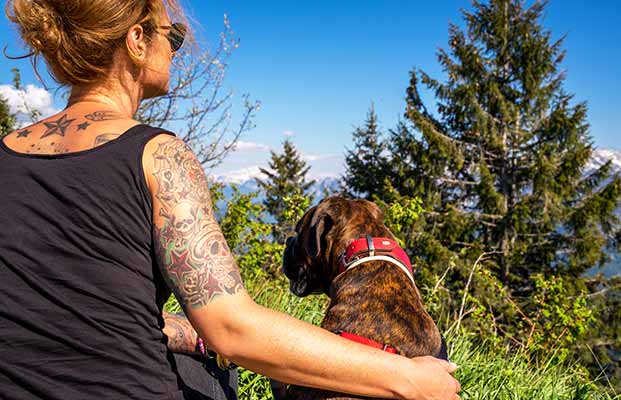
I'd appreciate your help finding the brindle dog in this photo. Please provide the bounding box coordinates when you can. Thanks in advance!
[279,196,447,400]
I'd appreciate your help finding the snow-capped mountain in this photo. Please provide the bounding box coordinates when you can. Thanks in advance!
[213,166,264,186]
[585,148,621,174]
[212,173,341,203]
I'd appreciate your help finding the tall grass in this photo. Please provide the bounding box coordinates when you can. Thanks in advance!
[239,275,620,400]
[450,333,618,400]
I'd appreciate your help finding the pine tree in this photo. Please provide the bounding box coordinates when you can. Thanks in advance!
[342,106,389,200]
[386,0,620,366]
[255,139,315,243]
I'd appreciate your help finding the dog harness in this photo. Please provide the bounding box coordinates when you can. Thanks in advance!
[338,235,415,287]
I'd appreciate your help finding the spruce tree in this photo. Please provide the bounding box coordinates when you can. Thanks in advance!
[342,106,388,200]
[256,139,315,243]
[387,0,620,363]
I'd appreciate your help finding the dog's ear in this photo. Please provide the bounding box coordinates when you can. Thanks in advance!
[307,212,334,259]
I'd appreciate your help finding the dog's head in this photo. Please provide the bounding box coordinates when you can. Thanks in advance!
[282,196,393,297]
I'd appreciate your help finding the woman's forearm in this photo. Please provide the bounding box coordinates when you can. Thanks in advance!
[162,311,199,355]
[227,302,405,398]
[188,292,459,400]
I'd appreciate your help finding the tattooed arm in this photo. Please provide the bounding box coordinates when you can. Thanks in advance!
[162,311,199,355]
[143,135,460,400]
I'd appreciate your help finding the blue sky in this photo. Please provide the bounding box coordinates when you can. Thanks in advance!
[1,1,619,179]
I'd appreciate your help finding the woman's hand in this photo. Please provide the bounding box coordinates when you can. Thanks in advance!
[162,311,199,355]
[399,356,461,400]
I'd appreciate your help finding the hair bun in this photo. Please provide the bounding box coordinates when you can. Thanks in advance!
[7,0,188,86]
[13,0,63,54]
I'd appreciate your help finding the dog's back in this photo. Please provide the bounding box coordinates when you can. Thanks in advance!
[321,260,443,359]
[280,197,447,399]
[283,261,445,400]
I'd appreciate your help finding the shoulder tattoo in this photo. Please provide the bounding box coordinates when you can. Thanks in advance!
[152,139,243,310]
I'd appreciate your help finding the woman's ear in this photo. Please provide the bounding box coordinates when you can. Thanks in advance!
[125,24,147,64]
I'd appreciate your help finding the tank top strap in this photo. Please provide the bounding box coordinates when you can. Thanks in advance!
[111,124,177,220]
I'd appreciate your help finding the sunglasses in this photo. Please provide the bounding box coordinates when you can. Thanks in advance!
[158,22,187,52]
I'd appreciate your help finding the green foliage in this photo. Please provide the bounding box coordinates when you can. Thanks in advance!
[0,95,13,138]
[528,274,595,355]
[0,70,20,138]
[255,139,315,243]
[219,185,284,281]
[11,68,22,90]
[281,192,312,228]
[376,191,423,247]
[579,276,621,392]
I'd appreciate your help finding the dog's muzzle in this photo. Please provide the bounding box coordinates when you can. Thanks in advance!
[282,235,323,296]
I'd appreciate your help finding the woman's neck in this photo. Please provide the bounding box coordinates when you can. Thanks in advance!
[67,80,142,119]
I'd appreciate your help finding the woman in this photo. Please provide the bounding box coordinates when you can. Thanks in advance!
[0,1,461,399]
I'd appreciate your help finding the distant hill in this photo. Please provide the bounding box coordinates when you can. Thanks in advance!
[212,172,341,204]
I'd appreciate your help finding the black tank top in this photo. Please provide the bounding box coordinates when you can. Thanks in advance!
[0,124,184,399]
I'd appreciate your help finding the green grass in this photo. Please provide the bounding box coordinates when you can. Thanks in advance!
[238,275,620,400]
[449,333,618,400]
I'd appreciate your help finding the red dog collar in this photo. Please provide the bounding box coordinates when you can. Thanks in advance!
[337,330,398,354]
[339,235,413,276]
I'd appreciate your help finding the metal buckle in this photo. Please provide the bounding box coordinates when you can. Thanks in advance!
[366,235,375,257]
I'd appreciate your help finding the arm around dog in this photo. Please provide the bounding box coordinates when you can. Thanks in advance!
[143,134,461,400]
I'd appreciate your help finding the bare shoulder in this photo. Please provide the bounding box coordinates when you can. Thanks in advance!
[2,113,141,155]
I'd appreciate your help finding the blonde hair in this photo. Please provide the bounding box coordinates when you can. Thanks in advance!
[6,0,187,86]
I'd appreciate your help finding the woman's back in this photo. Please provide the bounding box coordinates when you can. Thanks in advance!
[0,116,183,399]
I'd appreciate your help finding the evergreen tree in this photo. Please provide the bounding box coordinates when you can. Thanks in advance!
[342,106,388,199]
[384,0,620,376]
[256,139,315,243]
[0,95,14,138]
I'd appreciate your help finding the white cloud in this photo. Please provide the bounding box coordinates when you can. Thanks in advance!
[302,153,339,162]
[0,84,59,127]
[232,140,271,152]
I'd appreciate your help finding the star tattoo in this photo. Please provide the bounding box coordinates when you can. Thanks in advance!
[41,115,76,139]
[77,121,91,131]
[17,129,31,138]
